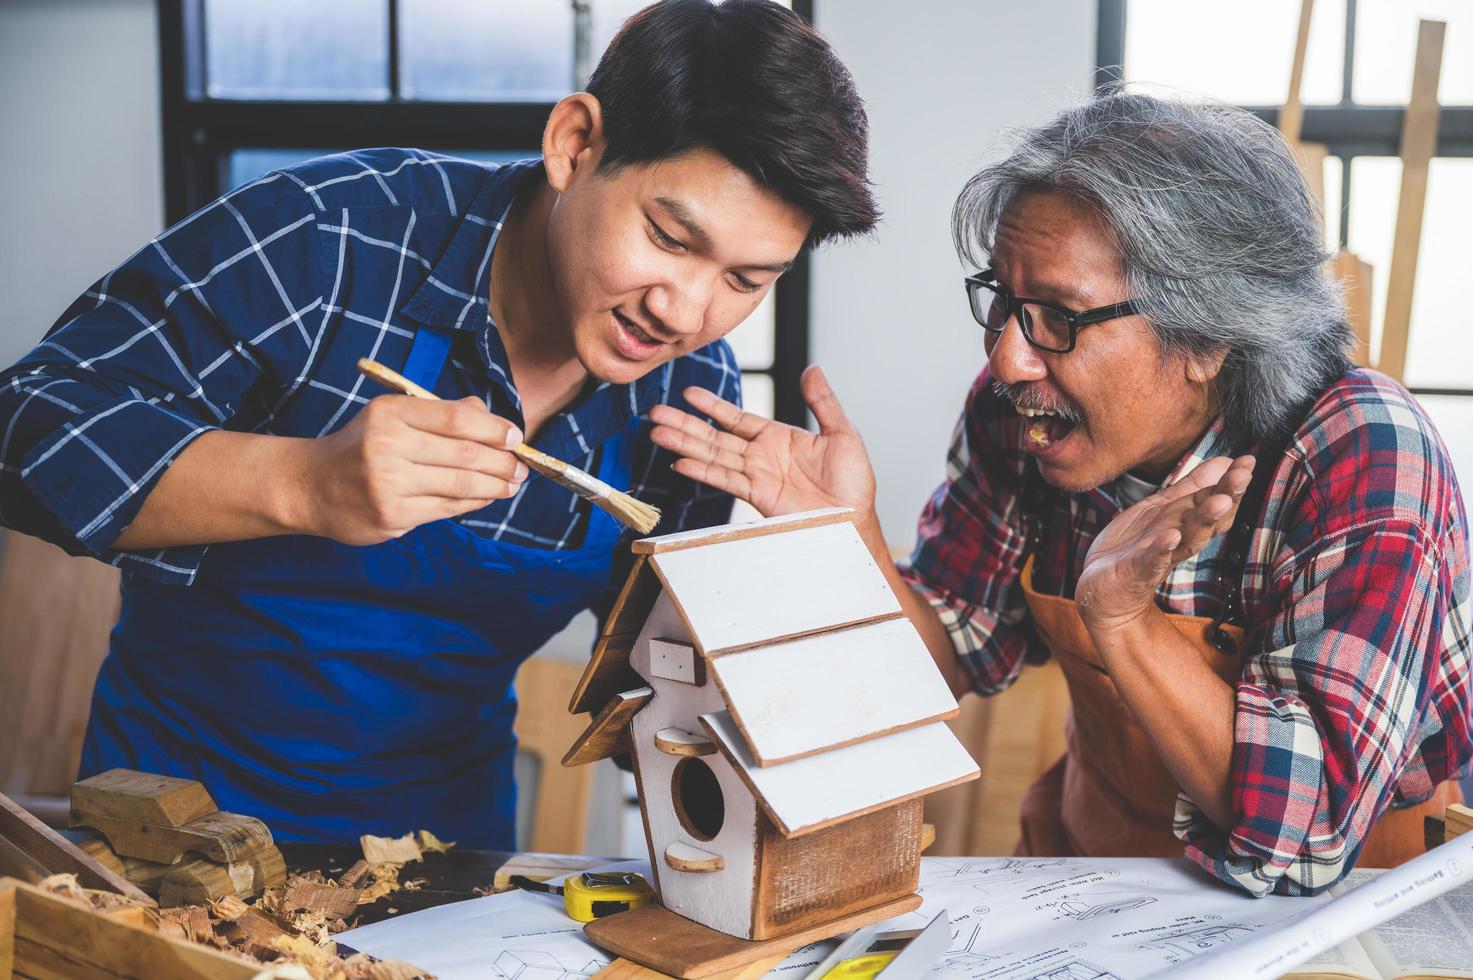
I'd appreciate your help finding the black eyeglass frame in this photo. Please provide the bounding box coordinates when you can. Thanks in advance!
[963,268,1142,353]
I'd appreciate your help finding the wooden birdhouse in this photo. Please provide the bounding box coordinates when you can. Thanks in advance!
[563,507,979,947]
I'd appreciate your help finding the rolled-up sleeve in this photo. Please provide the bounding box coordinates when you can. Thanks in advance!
[1176,517,1458,895]
[0,175,324,583]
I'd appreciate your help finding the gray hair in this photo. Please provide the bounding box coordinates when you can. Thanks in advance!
[952,87,1352,447]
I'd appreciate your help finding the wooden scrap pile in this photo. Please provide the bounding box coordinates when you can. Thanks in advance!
[70,768,288,906]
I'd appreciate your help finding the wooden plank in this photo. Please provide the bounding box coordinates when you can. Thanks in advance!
[1331,250,1374,367]
[708,618,959,767]
[631,508,854,555]
[0,880,14,978]
[7,878,258,978]
[650,521,901,656]
[517,657,600,854]
[570,559,659,714]
[0,792,151,904]
[700,713,978,838]
[595,953,787,980]
[583,894,922,979]
[1378,18,1445,383]
[71,770,216,830]
[1277,0,1315,145]
[0,531,120,802]
[562,687,653,768]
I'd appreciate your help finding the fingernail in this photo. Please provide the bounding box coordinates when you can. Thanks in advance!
[505,427,523,447]
[515,462,528,482]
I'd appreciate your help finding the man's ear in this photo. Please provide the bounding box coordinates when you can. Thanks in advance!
[543,93,605,194]
[1185,347,1227,386]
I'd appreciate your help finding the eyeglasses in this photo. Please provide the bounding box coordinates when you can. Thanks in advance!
[962,269,1141,353]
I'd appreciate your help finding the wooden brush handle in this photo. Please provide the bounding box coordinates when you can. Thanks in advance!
[355,358,564,478]
[356,358,438,401]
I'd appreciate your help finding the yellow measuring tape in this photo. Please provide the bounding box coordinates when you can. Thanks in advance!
[509,871,655,923]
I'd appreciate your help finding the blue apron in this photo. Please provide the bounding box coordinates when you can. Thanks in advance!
[80,327,629,848]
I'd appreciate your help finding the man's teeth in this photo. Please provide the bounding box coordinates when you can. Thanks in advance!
[1017,406,1058,418]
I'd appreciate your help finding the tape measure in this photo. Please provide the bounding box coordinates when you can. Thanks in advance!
[508,871,655,922]
[823,952,898,979]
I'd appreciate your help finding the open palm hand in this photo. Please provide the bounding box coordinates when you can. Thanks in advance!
[648,365,877,519]
[1076,454,1257,633]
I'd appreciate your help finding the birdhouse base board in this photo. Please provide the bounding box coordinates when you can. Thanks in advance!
[582,893,922,978]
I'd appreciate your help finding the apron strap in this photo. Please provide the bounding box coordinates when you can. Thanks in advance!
[401,327,455,393]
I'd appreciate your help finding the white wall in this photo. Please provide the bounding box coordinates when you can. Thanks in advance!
[812,0,1097,547]
[0,0,164,369]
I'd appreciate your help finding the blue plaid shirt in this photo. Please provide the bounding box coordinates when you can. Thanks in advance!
[0,149,738,586]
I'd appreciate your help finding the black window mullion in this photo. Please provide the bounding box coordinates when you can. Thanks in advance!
[388,0,401,101]
[1342,0,1357,106]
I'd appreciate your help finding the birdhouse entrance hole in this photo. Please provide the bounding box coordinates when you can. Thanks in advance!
[672,757,724,841]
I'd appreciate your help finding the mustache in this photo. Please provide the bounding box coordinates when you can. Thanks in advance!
[992,380,1083,423]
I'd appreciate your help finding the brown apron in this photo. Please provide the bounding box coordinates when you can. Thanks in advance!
[1014,555,1459,868]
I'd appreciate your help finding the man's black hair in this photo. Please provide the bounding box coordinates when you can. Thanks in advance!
[586,0,878,246]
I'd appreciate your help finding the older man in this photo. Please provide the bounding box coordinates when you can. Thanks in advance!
[648,90,1472,896]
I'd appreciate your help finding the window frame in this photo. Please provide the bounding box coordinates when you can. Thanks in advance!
[1097,0,1473,399]
[156,0,813,425]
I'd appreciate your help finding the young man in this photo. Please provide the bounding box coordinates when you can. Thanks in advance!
[0,0,876,847]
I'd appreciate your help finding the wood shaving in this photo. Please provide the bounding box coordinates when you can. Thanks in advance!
[359,833,422,865]
[414,830,454,854]
[356,863,404,905]
[36,871,151,915]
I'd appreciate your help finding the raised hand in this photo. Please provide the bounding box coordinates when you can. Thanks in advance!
[1075,454,1256,633]
[648,364,877,519]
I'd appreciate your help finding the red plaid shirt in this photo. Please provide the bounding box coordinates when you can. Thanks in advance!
[900,366,1473,896]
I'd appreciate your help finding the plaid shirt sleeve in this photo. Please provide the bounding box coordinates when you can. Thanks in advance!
[898,369,1040,694]
[1175,382,1473,896]
[0,175,323,582]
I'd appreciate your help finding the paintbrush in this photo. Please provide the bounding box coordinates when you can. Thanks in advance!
[356,357,662,535]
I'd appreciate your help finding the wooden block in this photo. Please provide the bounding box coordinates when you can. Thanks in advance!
[75,835,125,877]
[583,894,923,979]
[664,843,724,874]
[700,712,979,837]
[648,640,703,686]
[491,853,620,893]
[921,822,936,853]
[1445,803,1473,840]
[563,687,653,768]
[708,617,959,766]
[156,847,283,908]
[654,729,716,758]
[0,790,153,905]
[70,769,217,830]
[1,877,259,978]
[1379,18,1445,383]
[79,810,273,865]
[649,521,901,656]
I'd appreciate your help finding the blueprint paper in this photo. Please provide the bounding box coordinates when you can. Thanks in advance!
[339,855,1333,979]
